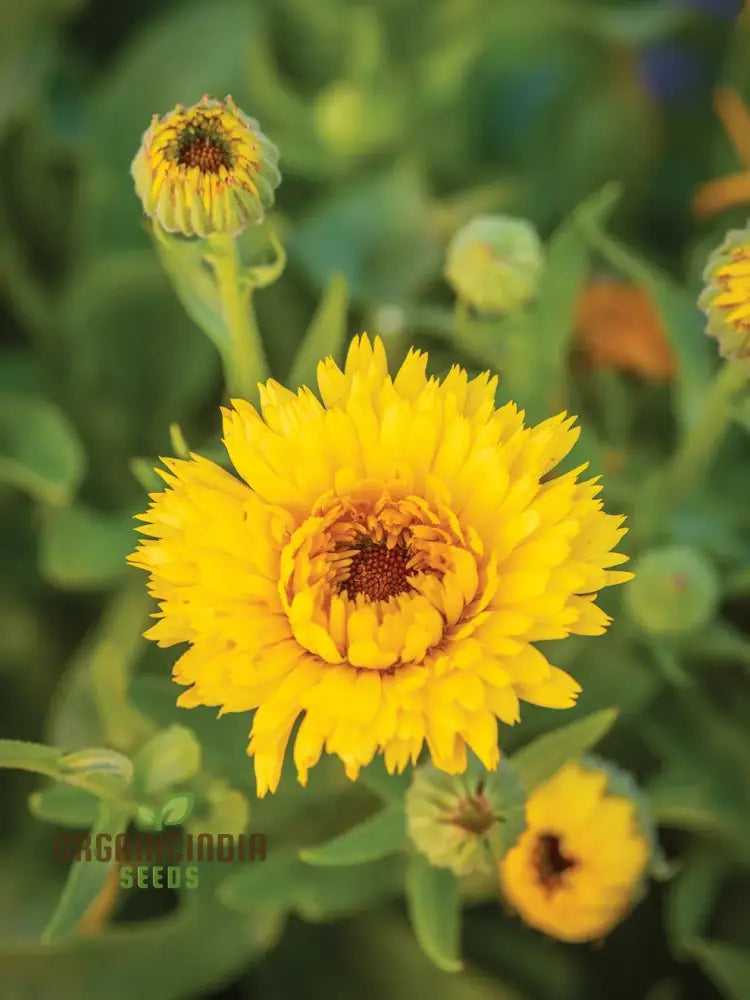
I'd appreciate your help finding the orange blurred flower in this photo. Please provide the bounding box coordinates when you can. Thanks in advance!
[574,278,675,381]
[693,87,750,219]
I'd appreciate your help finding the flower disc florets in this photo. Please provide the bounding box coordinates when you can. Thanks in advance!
[131,95,281,238]
[130,336,633,796]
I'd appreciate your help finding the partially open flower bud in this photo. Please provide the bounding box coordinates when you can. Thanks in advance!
[444,215,543,314]
[131,96,281,239]
[699,222,750,360]
[625,545,720,636]
[405,759,525,876]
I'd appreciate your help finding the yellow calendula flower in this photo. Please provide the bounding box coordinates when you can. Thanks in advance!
[131,95,280,238]
[499,760,650,942]
[699,223,750,359]
[129,336,632,797]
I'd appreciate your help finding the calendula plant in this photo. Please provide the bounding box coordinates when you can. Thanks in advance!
[3,5,750,1000]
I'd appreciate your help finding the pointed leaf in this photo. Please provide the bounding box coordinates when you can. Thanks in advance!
[300,802,407,866]
[406,854,463,973]
[42,800,132,942]
[288,271,348,389]
[511,708,618,794]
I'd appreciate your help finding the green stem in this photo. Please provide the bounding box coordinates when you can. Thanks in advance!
[632,359,749,544]
[665,359,749,495]
[212,237,269,400]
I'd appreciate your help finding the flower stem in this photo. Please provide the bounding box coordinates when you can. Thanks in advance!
[212,236,269,400]
[665,358,749,495]
[632,359,748,544]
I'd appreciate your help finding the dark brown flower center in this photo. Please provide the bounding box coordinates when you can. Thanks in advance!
[535,832,577,889]
[342,540,413,602]
[448,792,496,836]
[176,126,232,173]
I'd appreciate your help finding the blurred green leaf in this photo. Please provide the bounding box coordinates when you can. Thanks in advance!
[59,747,133,788]
[42,800,132,942]
[358,756,414,802]
[300,801,407,866]
[406,854,463,973]
[291,162,438,303]
[1,881,280,1000]
[0,738,61,776]
[28,784,100,829]
[502,184,618,422]
[288,272,348,389]
[48,582,154,753]
[692,939,750,1000]
[0,391,85,505]
[38,504,135,590]
[134,725,201,796]
[219,852,401,921]
[511,707,618,793]
[666,846,726,955]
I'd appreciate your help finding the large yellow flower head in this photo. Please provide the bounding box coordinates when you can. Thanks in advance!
[129,336,632,797]
[131,95,280,239]
[499,759,650,942]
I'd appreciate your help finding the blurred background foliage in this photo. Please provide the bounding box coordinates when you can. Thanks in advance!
[2,0,750,998]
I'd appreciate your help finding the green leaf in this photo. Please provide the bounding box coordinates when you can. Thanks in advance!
[38,504,135,590]
[59,748,134,786]
[666,847,726,955]
[502,185,618,424]
[49,581,154,753]
[300,802,407,866]
[0,738,61,776]
[405,854,463,973]
[290,162,438,303]
[160,792,195,827]
[0,391,85,504]
[42,800,132,942]
[288,272,348,389]
[219,853,402,921]
[511,707,618,794]
[691,939,750,1000]
[134,725,202,795]
[29,784,100,829]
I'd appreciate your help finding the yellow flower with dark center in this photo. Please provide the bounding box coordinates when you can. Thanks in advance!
[699,223,750,359]
[129,336,633,797]
[499,760,650,942]
[131,96,280,238]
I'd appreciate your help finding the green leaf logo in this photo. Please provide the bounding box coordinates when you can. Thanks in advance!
[160,792,194,827]
[135,803,158,829]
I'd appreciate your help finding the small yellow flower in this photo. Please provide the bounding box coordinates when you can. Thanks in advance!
[574,278,675,381]
[131,95,280,238]
[129,336,632,797]
[499,760,650,942]
[699,223,750,359]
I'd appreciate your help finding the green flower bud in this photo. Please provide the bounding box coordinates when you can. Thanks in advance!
[134,725,202,795]
[625,545,720,636]
[131,96,281,239]
[698,222,750,360]
[444,215,543,314]
[405,758,525,876]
